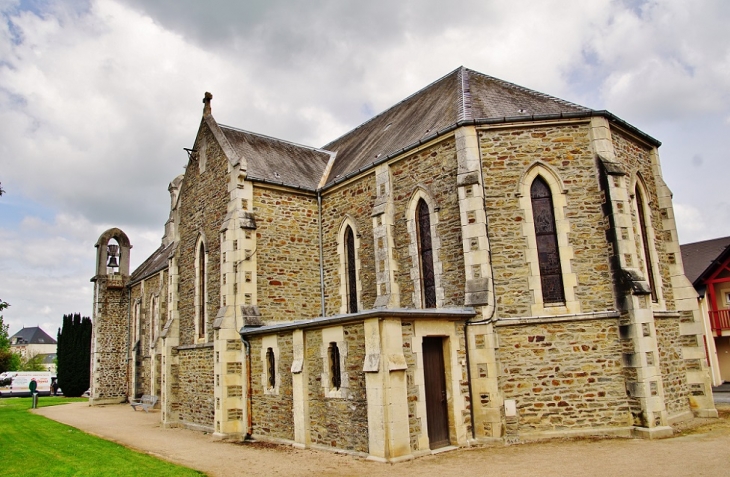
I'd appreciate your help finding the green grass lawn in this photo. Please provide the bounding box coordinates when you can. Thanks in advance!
[0,397,204,476]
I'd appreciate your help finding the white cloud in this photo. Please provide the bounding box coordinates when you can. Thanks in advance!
[0,208,162,335]
[673,203,709,243]
[1,0,730,332]
[588,0,730,122]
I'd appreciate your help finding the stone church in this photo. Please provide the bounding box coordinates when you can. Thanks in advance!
[90,67,716,461]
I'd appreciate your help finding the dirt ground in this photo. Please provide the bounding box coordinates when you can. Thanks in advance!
[34,402,730,477]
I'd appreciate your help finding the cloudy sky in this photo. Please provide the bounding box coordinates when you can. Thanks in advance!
[1,0,728,336]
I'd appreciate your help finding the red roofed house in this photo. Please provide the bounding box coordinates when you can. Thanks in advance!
[681,236,730,385]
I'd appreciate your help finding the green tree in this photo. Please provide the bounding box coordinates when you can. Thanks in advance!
[0,299,14,373]
[0,350,14,374]
[0,299,9,349]
[56,313,92,397]
[18,353,47,371]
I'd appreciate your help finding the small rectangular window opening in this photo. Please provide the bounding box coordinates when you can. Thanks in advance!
[329,342,341,390]
[266,347,276,389]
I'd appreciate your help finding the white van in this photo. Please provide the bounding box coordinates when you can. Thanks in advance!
[0,371,54,397]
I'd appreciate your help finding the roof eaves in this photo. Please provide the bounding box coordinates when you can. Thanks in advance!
[596,110,661,147]
[322,110,660,190]
[240,307,477,337]
[246,175,318,193]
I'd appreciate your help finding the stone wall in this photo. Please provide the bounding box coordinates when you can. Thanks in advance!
[654,315,691,417]
[306,325,369,452]
[454,322,471,437]
[250,334,295,440]
[128,273,167,399]
[496,317,632,434]
[321,174,377,315]
[618,312,645,424]
[177,345,215,428]
[177,122,230,345]
[390,139,465,307]
[91,277,129,400]
[401,321,422,451]
[253,186,322,322]
[479,124,614,317]
[129,282,143,397]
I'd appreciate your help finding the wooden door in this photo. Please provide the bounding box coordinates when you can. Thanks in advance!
[422,337,450,449]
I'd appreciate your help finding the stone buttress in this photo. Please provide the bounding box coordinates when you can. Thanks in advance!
[590,116,715,436]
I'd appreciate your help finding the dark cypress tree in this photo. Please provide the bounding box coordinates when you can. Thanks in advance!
[57,313,92,397]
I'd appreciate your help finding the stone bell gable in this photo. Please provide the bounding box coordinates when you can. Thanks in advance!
[90,228,132,405]
[91,67,716,461]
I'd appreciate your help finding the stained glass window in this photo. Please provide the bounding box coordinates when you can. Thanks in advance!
[417,199,436,308]
[197,241,206,338]
[345,226,357,313]
[531,177,565,303]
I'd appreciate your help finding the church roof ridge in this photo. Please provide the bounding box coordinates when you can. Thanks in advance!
[320,66,596,187]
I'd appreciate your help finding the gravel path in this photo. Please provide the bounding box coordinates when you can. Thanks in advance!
[34,402,730,477]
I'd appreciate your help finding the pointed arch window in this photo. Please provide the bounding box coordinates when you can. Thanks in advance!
[417,198,436,308]
[150,295,160,346]
[132,301,141,349]
[635,186,657,302]
[196,240,207,340]
[530,177,565,304]
[344,226,358,313]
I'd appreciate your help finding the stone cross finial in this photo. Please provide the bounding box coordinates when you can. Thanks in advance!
[203,92,213,116]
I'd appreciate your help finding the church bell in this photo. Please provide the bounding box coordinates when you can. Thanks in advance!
[107,244,120,269]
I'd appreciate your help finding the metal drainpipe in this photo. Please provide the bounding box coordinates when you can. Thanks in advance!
[318,189,325,317]
[464,315,495,440]
[242,336,253,438]
[125,285,132,402]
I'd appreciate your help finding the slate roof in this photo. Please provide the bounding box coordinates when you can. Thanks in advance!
[321,67,594,187]
[130,242,175,284]
[220,125,332,191]
[9,326,57,345]
[680,236,730,286]
[129,66,660,281]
